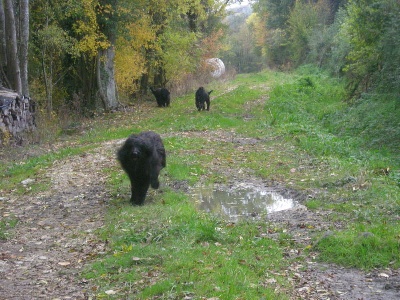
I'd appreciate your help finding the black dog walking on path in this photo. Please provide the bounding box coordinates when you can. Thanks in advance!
[150,87,171,107]
[117,131,166,205]
[195,87,213,111]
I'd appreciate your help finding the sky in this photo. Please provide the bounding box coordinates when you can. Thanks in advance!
[228,0,251,9]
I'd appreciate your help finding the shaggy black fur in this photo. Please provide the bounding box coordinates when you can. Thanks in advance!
[117,131,166,205]
[150,87,171,107]
[195,87,213,111]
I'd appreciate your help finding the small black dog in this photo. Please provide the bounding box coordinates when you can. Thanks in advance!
[117,131,166,205]
[195,87,213,111]
[150,87,170,107]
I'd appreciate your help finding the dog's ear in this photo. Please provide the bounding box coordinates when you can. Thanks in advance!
[157,148,166,167]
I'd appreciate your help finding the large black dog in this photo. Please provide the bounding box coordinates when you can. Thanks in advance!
[117,131,166,205]
[150,87,171,107]
[195,87,213,111]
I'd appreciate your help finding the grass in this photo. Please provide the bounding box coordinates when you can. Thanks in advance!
[1,65,400,297]
[85,192,289,299]
[0,215,18,240]
[314,221,400,269]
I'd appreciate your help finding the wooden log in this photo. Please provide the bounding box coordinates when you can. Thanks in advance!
[0,88,36,146]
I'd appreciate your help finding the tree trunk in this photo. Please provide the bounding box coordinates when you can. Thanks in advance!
[96,46,119,111]
[153,65,167,87]
[96,0,119,111]
[4,0,21,93]
[0,0,6,73]
[19,0,29,96]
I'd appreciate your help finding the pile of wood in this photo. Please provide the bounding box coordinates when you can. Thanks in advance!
[0,87,36,146]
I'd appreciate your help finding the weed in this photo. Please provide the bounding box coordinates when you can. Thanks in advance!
[314,222,400,269]
[0,215,18,240]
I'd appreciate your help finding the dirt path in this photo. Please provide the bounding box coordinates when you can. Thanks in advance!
[0,140,120,299]
[1,134,399,299]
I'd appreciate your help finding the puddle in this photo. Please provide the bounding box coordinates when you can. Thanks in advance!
[191,183,297,221]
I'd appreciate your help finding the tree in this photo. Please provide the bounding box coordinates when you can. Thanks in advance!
[340,0,396,96]
[253,0,295,29]
[36,24,73,114]
[52,0,119,112]
[114,0,228,97]
[114,14,154,96]
[20,0,29,96]
[221,11,263,73]
[96,0,119,110]
[378,1,400,99]
[287,0,319,66]
[0,0,6,84]
[0,0,29,94]
[3,0,21,93]
[252,0,296,67]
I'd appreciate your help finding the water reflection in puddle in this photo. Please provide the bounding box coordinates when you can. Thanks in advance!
[192,183,296,221]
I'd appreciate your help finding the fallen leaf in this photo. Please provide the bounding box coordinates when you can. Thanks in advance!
[58,261,71,266]
[105,290,117,295]
[298,286,310,293]
[21,178,35,185]
[265,278,277,284]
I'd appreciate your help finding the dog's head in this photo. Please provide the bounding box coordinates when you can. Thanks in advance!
[128,136,152,161]
[124,132,166,189]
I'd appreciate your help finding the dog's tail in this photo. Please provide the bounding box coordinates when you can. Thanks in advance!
[208,90,213,95]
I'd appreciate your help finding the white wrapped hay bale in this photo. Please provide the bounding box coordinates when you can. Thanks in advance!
[205,58,226,78]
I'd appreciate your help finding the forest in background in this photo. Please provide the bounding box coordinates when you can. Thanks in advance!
[225,0,400,99]
[0,0,399,146]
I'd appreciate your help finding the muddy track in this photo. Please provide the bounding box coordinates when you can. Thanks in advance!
[1,133,399,299]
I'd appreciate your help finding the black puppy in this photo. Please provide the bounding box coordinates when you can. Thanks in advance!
[195,87,213,111]
[117,131,166,205]
[150,87,171,107]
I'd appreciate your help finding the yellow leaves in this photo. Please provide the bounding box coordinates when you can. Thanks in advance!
[97,3,113,16]
[248,13,267,48]
[75,24,110,55]
[113,0,226,94]
[126,17,157,50]
[72,0,110,56]
[115,18,157,94]
[113,243,133,256]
